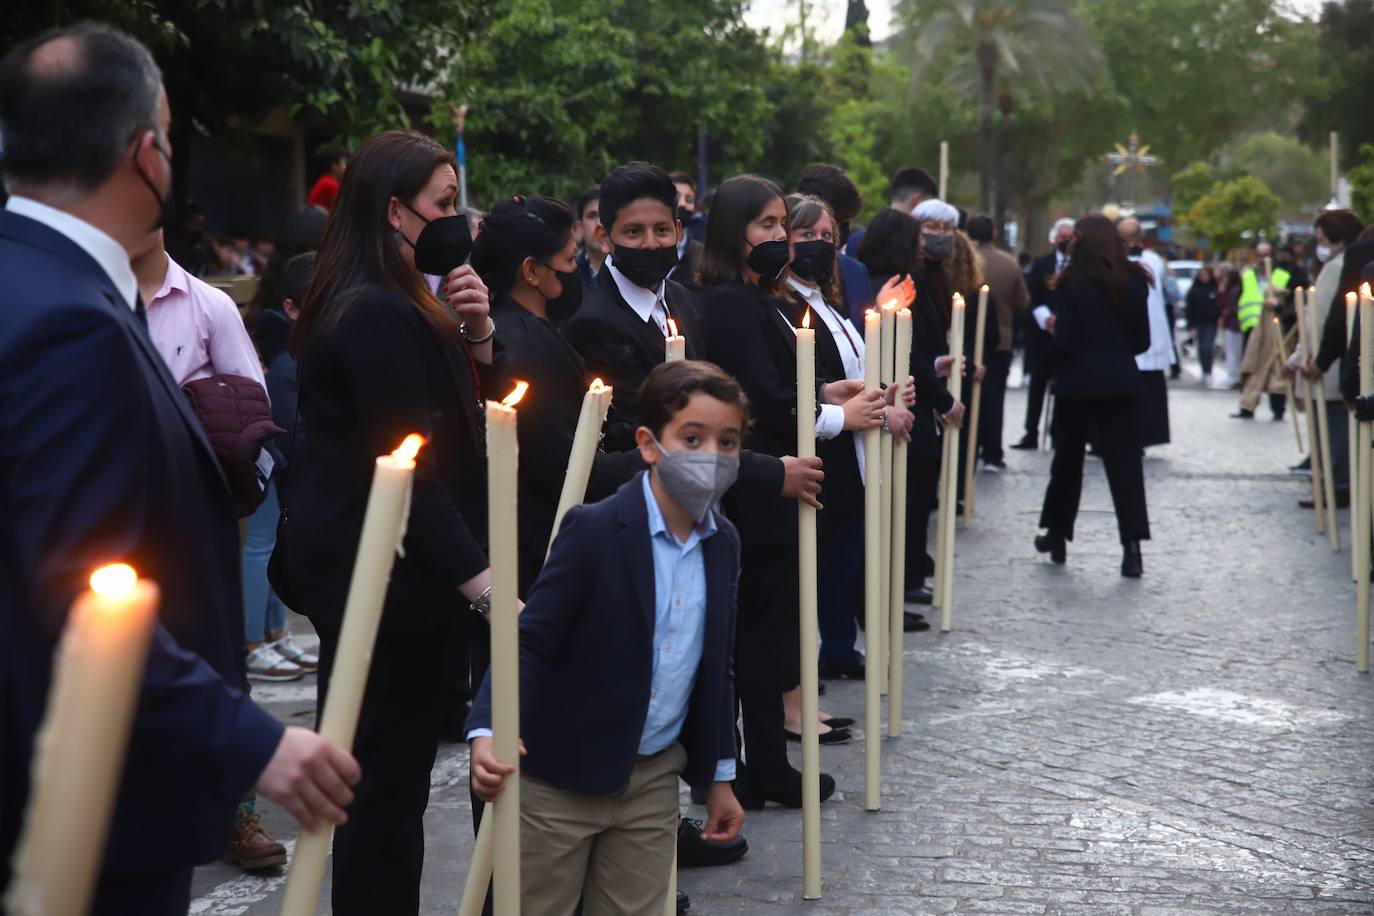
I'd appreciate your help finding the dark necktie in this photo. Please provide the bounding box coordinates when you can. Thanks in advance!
[134,295,148,328]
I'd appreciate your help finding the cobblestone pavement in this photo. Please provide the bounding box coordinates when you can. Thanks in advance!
[191,370,1374,915]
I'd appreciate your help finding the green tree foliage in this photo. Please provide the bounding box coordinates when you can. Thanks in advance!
[1183,175,1280,253]
[1227,132,1328,215]
[1346,144,1374,225]
[1299,0,1374,163]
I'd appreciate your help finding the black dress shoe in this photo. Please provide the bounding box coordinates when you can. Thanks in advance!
[1121,541,1143,578]
[677,889,690,913]
[904,586,933,605]
[822,716,855,729]
[785,725,852,745]
[1301,489,1350,509]
[1010,433,1038,450]
[1230,409,1254,419]
[677,817,748,868]
[818,656,865,679]
[735,766,836,810]
[1034,532,1067,564]
[904,611,931,632]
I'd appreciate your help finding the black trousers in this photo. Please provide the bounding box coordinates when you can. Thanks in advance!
[905,408,942,588]
[91,868,193,916]
[317,619,457,916]
[979,350,1013,465]
[735,545,798,776]
[1039,395,1150,545]
[1024,330,1054,436]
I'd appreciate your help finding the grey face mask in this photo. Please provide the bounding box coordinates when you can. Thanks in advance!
[922,234,953,260]
[651,438,740,523]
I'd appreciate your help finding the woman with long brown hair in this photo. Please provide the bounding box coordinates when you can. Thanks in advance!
[275,129,495,915]
[1033,213,1152,578]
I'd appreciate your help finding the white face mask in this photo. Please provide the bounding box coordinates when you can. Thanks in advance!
[1316,244,1335,263]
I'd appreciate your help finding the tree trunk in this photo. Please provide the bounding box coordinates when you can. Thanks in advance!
[979,69,994,212]
[994,109,1010,248]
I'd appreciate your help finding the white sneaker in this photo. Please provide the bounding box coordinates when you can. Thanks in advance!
[246,644,305,682]
[272,636,319,671]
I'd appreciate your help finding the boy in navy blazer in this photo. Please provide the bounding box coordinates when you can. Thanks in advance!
[468,360,746,914]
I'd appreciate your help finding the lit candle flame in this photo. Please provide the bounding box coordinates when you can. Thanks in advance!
[1363,282,1373,301]
[501,380,530,407]
[801,309,811,330]
[981,283,990,293]
[90,563,137,599]
[589,377,607,393]
[391,434,426,466]
[1347,292,1358,305]
[667,318,680,338]
[953,292,966,310]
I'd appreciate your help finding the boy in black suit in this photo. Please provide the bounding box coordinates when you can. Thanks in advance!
[468,360,747,915]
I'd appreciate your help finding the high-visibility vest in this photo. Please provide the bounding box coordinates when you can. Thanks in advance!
[1237,267,1289,332]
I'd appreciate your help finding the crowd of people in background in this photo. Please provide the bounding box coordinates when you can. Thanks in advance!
[4,19,1370,916]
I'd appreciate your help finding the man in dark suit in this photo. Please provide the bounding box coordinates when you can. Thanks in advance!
[468,361,746,913]
[0,24,357,914]
[1012,217,1074,449]
[565,161,823,506]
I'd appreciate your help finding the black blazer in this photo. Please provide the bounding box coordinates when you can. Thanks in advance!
[280,284,489,637]
[0,211,281,880]
[489,295,643,593]
[868,270,956,417]
[1047,272,1152,399]
[780,291,864,517]
[468,475,739,794]
[1316,237,1374,372]
[564,267,786,503]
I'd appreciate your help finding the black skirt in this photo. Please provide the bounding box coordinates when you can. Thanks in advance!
[1137,369,1171,447]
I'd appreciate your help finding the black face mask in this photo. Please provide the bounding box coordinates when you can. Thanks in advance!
[746,238,791,281]
[790,239,835,283]
[613,244,679,290]
[402,202,473,276]
[676,206,694,225]
[1055,239,1071,255]
[546,269,584,322]
[136,141,174,231]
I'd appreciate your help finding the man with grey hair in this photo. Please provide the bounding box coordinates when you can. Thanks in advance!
[1118,217,1174,445]
[0,23,358,914]
[1012,217,1076,449]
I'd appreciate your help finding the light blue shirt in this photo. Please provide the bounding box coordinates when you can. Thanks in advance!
[638,473,733,782]
[468,475,735,783]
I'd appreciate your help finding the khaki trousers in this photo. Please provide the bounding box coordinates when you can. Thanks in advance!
[519,743,687,916]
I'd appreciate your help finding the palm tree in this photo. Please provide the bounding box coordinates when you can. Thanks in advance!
[910,0,1099,214]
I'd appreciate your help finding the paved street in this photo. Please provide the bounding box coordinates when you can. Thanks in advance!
[190,366,1374,915]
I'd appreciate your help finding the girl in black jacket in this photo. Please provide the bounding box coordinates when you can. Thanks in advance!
[1033,214,1152,578]
[1184,266,1220,383]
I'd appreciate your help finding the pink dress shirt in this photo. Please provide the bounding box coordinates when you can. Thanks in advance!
[145,254,266,392]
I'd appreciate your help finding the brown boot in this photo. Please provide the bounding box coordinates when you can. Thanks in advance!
[225,813,287,870]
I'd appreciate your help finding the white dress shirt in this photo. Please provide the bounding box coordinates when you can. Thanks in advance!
[787,277,870,481]
[6,195,137,309]
[606,255,670,336]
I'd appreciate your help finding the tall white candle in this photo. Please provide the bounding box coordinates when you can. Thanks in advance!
[1358,287,1373,673]
[281,434,426,915]
[940,294,966,633]
[862,309,882,811]
[878,305,895,696]
[548,378,613,558]
[1294,289,1332,541]
[1350,293,1360,582]
[963,285,989,527]
[665,318,686,363]
[5,564,158,916]
[487,381,526,916]
[794,310,821,898]
[939,141,950,201]
[887,308,912,737]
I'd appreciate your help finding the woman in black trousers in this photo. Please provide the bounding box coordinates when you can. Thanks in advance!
[277,130,496,915]
[1033,214,1153,578]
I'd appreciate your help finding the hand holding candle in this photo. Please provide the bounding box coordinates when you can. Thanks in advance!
[5,564,158,916]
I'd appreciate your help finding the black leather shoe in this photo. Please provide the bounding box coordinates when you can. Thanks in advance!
[677,890,690,913]
[1010,433,1038,450]
[904,586,933,605]
[904,611,931,632]
[1034,532,1067,564]
[1230,409,1254,419]
[677,817,748,868]
[785,725,852,745]
[822,716,855,729]
[1121,541,1143,578]
[735,766,836,810]
[818,656,865,679]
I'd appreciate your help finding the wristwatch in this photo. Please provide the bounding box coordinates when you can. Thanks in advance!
[470,586,493,619]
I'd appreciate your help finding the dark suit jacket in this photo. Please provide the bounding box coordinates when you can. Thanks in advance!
[868,270,956,417]
[1317,237,1374,373]
[0,210,282,881]
[1025,252,1061,363]
[564,267,785,502]
[839,252,874,329]
[489,295,643,593]
[468,475,739,794]
[1047,272,1152,399]
[279,284,489,637]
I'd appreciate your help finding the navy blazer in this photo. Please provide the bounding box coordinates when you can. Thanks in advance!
[0,210,282,881]
[469,474,740,795]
